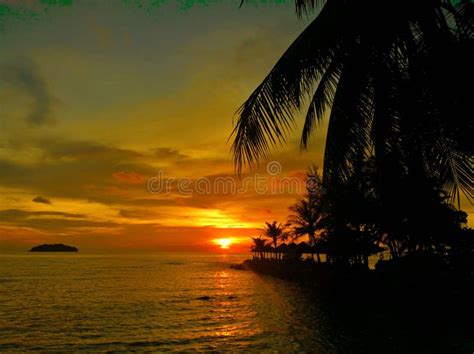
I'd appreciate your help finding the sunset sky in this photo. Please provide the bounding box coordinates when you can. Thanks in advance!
[0,0,471,252]
[0,0,323,252]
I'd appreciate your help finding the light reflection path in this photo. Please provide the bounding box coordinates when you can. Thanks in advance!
[0,253,337,352]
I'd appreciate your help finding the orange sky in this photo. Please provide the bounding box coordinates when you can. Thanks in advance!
[0,1,471,253]
[0,1,326,252]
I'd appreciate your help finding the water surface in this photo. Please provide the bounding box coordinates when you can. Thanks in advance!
[1,253,341,352]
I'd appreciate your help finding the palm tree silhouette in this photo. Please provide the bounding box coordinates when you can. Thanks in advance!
[289,199,319,245]
[262,221,287,258]
[250,236,267,259]
[289,200,324,262]
[232,0,472,206]
[288,167,326,262]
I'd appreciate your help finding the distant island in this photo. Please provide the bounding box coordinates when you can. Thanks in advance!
[29,244,78,252]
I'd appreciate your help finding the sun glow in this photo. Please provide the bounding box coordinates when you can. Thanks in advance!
[213,238,233,249]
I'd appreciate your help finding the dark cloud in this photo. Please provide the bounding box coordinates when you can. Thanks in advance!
[42,140,144,161]
[0,137,158,203]
[0,209,119,231]
[0,159,26,181]
[118,208,164,220]
[127,198,177,207]
[0,209,86,220]
[152,147,188,160]
[18,218,120,231]
[32,196,51,205]
[0,57,55,125]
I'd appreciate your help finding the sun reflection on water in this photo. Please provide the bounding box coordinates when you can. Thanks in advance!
[0,253,333,352]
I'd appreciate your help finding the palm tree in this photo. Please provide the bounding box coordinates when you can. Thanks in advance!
[250,236,267,260]
[288,167,326,262]
[262,221,286,258]
[232,0,472,207]
[289,199,323,262]
[322,155,382,266]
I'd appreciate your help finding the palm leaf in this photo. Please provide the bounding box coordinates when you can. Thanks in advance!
[300,55,343,149]
[231,0,349,173]
[322,48,374,185]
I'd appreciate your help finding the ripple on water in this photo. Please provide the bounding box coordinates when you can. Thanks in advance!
[0,253,338,352]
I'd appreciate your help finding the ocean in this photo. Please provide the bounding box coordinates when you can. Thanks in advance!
[1,253,471,353]
[1,253,341,352]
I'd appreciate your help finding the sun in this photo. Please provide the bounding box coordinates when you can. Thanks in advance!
[213,238,233,249]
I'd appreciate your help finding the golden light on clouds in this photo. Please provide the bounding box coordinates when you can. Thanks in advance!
[0,1,470,253]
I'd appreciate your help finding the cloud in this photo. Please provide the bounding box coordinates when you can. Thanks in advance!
[42,140,144,161]
[8,218,120,232]
[0,137,159,204]
[113,171,145,184]
[32,196,51,205]
[0,208,119,231]
[118,208,163,219]
[18,218,120,231]
[0,209,86,220]
[152,147,188,160]
[0,57,55,126]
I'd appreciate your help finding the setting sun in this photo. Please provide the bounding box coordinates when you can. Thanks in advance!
[213,238,233,249]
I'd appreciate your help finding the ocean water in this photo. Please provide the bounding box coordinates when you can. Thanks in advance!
[0,253,342,352]
[1,253,471,353]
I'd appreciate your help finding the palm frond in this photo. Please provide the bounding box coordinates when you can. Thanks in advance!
[232,0,348,173]
[301,56,343,150]
[322,50,374,185]
[431,139,474,207]
[294,0,326,18]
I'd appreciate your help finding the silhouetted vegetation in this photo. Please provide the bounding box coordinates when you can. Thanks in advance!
[262,221,287,258]
[234,0,473,274]
[29,244,78,252]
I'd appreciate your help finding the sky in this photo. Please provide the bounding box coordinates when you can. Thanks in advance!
[0,0,328,252]
[0,0,471,253]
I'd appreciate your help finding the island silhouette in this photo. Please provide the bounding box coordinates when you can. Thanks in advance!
[29,244,78,252]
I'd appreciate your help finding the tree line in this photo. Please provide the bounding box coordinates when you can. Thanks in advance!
[235,0,473,269]
[252,163,471,268]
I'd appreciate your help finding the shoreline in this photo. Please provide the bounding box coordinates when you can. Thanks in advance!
[231,256,474,297]
[230,257,474,353]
